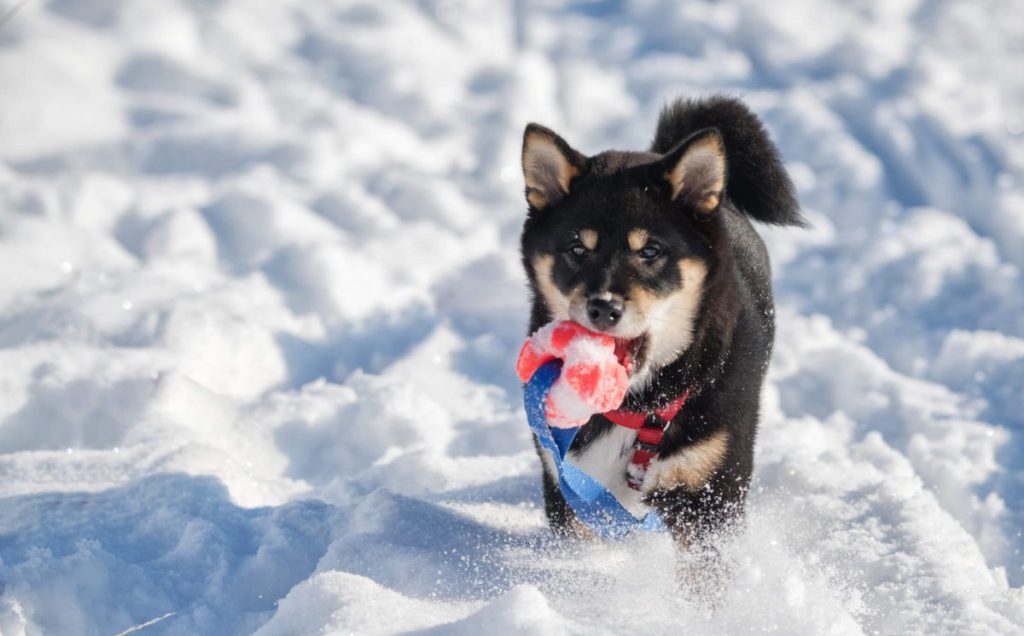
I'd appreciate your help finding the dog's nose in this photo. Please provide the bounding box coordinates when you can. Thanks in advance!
[586,297,623,330]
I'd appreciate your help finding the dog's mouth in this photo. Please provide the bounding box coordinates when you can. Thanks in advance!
[613,334,647,375]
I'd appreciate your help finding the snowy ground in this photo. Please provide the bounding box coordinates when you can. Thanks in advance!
[1,0,1023,634]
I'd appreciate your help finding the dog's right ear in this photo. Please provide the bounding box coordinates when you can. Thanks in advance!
[522,124,587,210]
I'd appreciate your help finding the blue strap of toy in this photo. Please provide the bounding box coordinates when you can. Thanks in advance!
[524,360,665,539]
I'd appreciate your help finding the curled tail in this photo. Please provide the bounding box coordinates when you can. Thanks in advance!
[651,96,805,227]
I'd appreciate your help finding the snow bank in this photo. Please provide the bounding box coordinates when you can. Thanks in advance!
[1,0,1022,634]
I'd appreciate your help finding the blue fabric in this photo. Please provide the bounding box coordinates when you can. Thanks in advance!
[524,360,666,539]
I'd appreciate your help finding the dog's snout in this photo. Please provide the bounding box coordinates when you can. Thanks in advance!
[586,297,623,330]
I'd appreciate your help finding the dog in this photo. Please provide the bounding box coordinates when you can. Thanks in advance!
[519,96,803,588]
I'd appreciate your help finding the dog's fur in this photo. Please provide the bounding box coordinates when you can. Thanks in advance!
[519,96,803,583]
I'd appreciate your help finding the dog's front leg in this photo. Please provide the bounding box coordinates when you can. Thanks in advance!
[646,483,741,606]
[534,437,595,539]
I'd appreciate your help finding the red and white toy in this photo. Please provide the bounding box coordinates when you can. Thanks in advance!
[516,321,630,428]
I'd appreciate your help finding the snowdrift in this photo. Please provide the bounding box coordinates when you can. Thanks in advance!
[1,1,1022,634]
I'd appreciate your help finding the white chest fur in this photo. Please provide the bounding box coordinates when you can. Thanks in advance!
[566,426,648,517]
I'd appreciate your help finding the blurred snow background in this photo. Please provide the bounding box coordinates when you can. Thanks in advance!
[1,0,1023,634]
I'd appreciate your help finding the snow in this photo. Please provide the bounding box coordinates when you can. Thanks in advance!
[1,0,1023,634]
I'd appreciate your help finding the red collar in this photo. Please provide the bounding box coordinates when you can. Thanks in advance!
[602,392,688,430]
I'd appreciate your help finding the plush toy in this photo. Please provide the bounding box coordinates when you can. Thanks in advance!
[516,321,630,428]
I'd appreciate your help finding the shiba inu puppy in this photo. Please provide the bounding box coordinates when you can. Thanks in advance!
[519,96,803,587]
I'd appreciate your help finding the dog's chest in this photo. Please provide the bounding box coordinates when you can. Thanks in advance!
[565,426,648,517]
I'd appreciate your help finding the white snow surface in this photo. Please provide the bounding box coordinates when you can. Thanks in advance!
[1,1,1023,634]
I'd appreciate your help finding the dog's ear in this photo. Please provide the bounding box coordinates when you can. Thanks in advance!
[522,123,587,210]
[658,128,727,215]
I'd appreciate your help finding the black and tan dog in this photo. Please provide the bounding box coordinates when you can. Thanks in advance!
[519,96,803,585]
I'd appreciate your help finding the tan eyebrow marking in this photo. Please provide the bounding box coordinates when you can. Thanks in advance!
[628,229,649,252]
[579,228,598,251]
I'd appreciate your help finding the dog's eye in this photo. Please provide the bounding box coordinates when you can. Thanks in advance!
[567,242,588,258]
[639,243,662,260]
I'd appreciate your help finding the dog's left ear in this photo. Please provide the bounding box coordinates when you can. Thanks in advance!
[658,128,727,215]
[522,123,587,210]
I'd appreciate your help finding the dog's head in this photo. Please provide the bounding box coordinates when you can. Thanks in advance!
[520,123,726,389]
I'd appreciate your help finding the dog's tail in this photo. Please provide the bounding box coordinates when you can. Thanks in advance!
[651,96,805,227]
